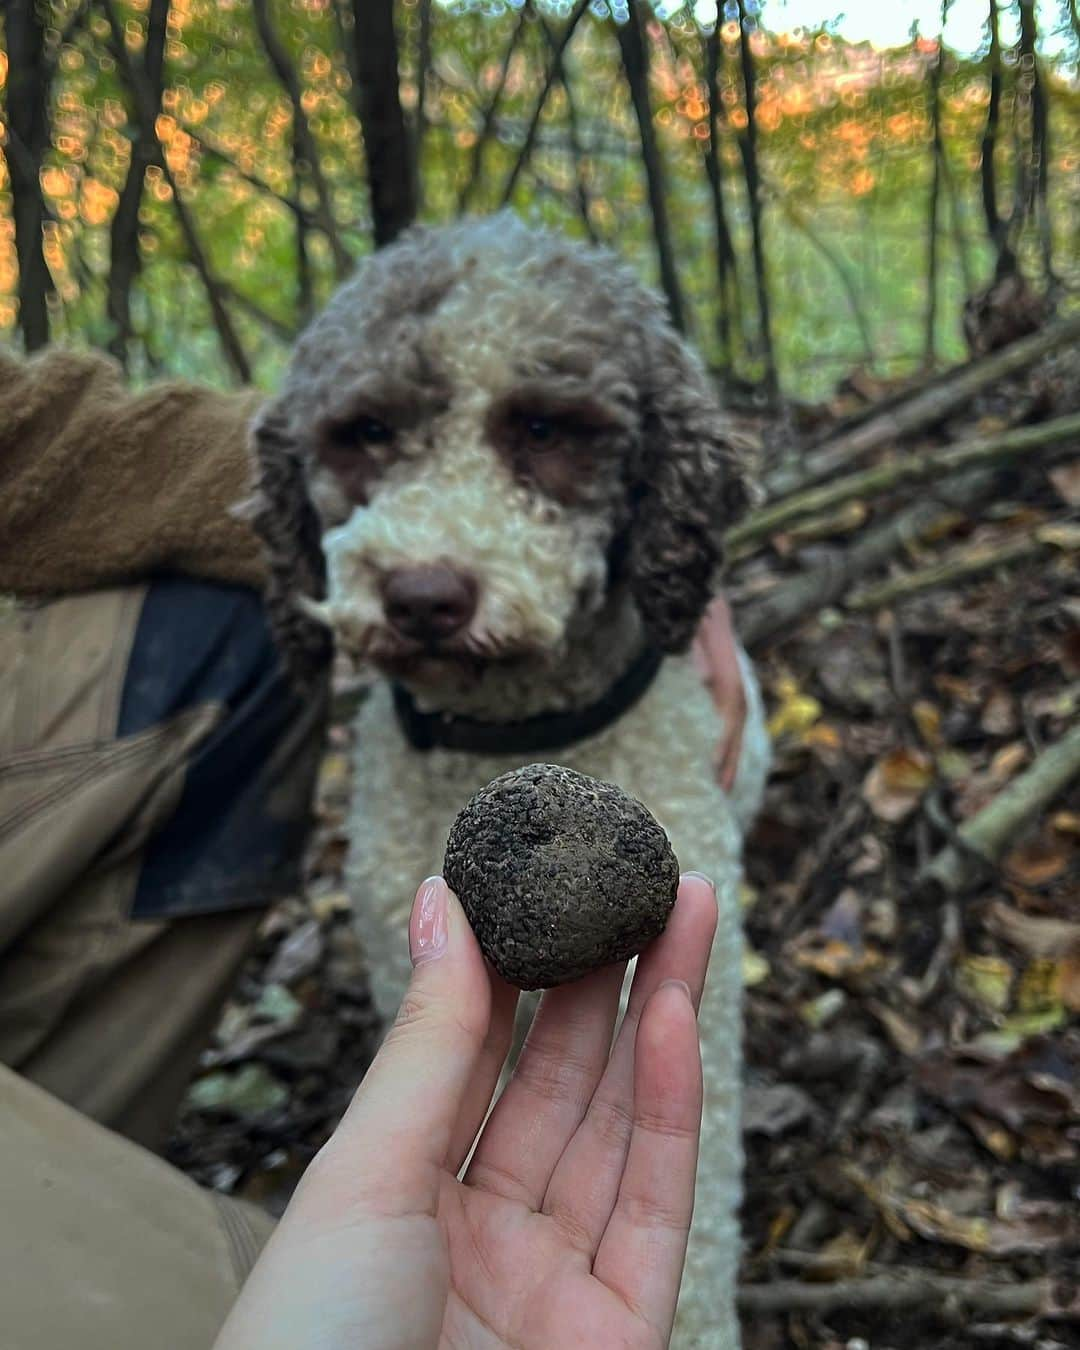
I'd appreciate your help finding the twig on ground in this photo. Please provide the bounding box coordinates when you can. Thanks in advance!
[767,313,1080,495]
[728,411,1080,551]
[918,722,1080,896]
[738,1272,1049,1317]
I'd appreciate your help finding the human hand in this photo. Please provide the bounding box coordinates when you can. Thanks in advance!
[213,873,717,1350]
[692,593,748,793]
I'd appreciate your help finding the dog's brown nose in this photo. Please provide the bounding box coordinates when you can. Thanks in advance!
[382,566,478,643]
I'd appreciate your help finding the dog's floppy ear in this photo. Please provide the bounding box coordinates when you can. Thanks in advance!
[628,331,752,653]
[248,401,333,687]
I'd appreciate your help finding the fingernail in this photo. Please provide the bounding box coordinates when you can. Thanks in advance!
[681,870,716,893]
[410,877,448,966]
[659,978,693,1006]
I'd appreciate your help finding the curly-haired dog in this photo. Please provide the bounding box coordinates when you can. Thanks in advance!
[252,215,769,1349]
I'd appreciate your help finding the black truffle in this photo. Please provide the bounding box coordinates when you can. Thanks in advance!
[443,763,679,990]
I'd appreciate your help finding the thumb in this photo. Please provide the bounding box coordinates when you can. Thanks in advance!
[330,877,493,1210]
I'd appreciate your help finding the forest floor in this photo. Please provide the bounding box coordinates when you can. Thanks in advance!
[167,320,1080,1350]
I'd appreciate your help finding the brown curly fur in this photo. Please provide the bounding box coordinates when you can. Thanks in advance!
[250,214,752,682]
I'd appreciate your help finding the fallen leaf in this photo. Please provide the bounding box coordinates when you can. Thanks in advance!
[863,747,934,822]
[912,699,943,748]
[1015,959,1066,1015]
[981,687,1018,736]
[917,1036,1080,1134]
[767,674,823,739]
[1003,828,1074,887]
[743,947,770,987]
[185,1064,290,1118]
[899,1195,1077,1255]
[794,938,885,980]
[1048,461,1080,506]
[804,1228,871,1281]
[742,1083,817,1137]
[264,919,324,987]
[955,954,1013,1013]
[986,900,1080,959]
[799,988,847,1027]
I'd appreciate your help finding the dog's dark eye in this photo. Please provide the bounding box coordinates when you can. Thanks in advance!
[522,416,557,447]
[329,414,394,448]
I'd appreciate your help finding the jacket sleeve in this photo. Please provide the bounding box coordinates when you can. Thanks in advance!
[0,347,268,597]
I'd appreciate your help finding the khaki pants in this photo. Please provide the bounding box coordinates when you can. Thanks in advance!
[0,582,328,1349]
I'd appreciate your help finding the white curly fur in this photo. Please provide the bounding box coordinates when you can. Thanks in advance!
[256,216,771,1349]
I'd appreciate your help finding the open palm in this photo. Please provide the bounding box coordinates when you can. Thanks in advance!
[215,875,717,1350]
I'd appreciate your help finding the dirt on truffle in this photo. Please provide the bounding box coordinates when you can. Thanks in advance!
[443,763,680,990]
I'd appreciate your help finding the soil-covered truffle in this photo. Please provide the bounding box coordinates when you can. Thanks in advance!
[443,763,679,990]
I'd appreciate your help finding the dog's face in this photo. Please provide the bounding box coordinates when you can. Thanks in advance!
[253,216,750,688]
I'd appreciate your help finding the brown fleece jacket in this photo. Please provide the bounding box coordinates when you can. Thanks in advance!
[0,347,267,597]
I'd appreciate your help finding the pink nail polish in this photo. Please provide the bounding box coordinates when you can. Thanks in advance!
[410,877,448,966]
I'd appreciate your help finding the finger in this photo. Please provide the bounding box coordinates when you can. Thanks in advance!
[465,959,626,1207]
[592,980,703,1343]
[317,877,492,1220]
[541,875,716,1255]
[447,967,520,1173]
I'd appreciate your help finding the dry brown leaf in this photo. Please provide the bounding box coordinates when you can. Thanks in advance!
[986,899,1080,959]
[912,699,943,748]
[862,747,934,822]
[980,687,1018,736]
[1004,828,1074,887]
[899,1195,1077,1255]
[988,741,1029,784]
[1048,460,1080,507]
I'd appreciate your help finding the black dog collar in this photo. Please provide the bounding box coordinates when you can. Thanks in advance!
[392,647,664,756]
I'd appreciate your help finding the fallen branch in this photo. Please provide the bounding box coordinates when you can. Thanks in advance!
[846,531,1052,611]
[919,722,1080,895]
[735,472,996,649]
[727,410,1080,550]
[738,1272,1050,1318]
[499,0,591,206]
[769,313,1080,495]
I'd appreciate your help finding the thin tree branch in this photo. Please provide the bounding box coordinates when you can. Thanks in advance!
[98,0,251,383]
[499,0,591,207]
[107,0,169,365]
[734,0,778,405]
[251,0,351,278]
[614,1,686,331]
[460,2,530,212]
[734,411,1080,550]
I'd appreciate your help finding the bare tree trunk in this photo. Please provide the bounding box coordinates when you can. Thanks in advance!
[414,0,433,211]
[734,0,777,404]
[100,0,251,383]
[252,0,351,277]
[614,1,686,332]
[5,0,52,350]
[500,0,590,207]
[351,0,415,247]
[1016,0,1053,283]
[924,23,946,368]
[704,24,738,373]
[534,8,597,242]
[461,4,530,212]
[107,0,169,366]
[980,0,1008,271]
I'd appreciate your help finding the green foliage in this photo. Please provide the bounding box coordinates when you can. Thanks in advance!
[1,0,1077,395]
